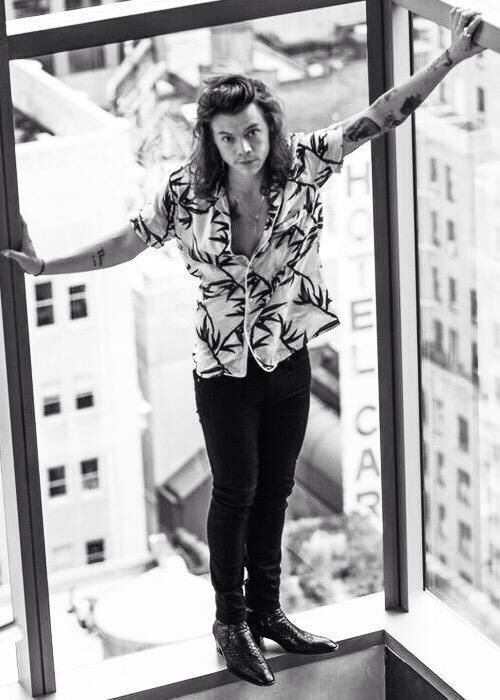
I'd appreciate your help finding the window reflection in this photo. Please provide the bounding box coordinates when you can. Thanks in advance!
[414,14,500,646]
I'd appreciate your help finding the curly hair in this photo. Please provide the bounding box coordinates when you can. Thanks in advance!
[188,74,293,201]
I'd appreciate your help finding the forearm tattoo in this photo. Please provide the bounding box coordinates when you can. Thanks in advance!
[344,48,453,143]
[92,246,105,268]
[345,117,381,141]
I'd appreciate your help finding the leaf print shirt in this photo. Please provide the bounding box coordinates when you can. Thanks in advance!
[130,122,344,378]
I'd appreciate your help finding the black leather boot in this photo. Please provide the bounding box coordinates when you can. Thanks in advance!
[213,619,275,686]
[247,606,340,655]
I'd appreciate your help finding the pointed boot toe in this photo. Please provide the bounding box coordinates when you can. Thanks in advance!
[247,607,340,656]
[213,619,275,686]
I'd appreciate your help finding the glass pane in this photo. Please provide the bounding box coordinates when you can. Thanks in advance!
[413,15,500,645]
[11,1,381,678]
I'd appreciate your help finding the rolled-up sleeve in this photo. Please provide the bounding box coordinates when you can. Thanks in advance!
[130,172,176,249]
[292,121,344,189]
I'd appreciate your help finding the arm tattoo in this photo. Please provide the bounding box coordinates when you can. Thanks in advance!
[345,116,381,142]
[369,47,454,134]
[92,246,105,268]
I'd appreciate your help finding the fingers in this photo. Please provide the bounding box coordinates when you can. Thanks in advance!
[1,249,28,267]
[3,250,25,264]
[450,7,481,31]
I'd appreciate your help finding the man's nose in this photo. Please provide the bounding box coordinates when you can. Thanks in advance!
[238,138,252,155]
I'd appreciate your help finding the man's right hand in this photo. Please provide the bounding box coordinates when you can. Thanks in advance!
[0,216,44,275]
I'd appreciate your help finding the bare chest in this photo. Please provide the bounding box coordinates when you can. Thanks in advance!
[230,202,270,261]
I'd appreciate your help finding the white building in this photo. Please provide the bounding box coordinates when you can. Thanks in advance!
[0,59,148,593]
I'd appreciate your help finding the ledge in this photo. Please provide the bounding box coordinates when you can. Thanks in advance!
[0,589,498,699]
[0,592,386,699]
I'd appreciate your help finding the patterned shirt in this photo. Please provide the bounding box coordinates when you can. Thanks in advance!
[130,122,344,378]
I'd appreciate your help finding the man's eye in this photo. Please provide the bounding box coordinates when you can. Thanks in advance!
[222,136,233,143]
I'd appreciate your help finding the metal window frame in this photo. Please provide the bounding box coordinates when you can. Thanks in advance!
[0,0,499,696]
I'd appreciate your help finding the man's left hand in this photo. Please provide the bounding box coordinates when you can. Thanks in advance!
[448,6,486,64]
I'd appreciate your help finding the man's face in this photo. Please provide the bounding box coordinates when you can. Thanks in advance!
[210,101,270,179]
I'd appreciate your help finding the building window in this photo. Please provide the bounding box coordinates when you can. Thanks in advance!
[470,289,477,325]
[433,319,443,351]
[421,389,427,425]
[35,282,54,326]
[433,397,445,435]
[429,157,438,183]
[457,468,471,505]
[471,341,478,383]
[86,538,105,564]
[422,440,428,474]
[446,219,455,241]
[448,278,457,310]
[432,267,441,302]
[69,284,88,320]
[446,219,457,256]
[43,395,61,416]
[477,86,485,113]
[48,466,66,497]
[458,520,472,559]
[458,415,469,452]
[76,391,94,409]
[436,451,445,486]
[431,210,439,245]
[81,458,99,490]
[445,165,454,201]
[448,327,458,367]
[438,503,446,538]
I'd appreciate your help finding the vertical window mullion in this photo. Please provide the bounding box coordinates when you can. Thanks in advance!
[0,1,55,695]
[388,2,425,609]
[366,0,405,611]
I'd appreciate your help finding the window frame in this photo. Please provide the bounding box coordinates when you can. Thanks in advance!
[0,0,499,697]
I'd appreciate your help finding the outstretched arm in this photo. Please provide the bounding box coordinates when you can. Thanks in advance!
[339,6,485,158]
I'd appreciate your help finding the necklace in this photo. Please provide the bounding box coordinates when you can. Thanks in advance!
[228,190,267,237]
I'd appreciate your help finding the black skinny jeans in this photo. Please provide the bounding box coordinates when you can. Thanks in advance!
[192,344,311,625]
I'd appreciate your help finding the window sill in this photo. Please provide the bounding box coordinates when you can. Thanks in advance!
[0,589,498,699]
